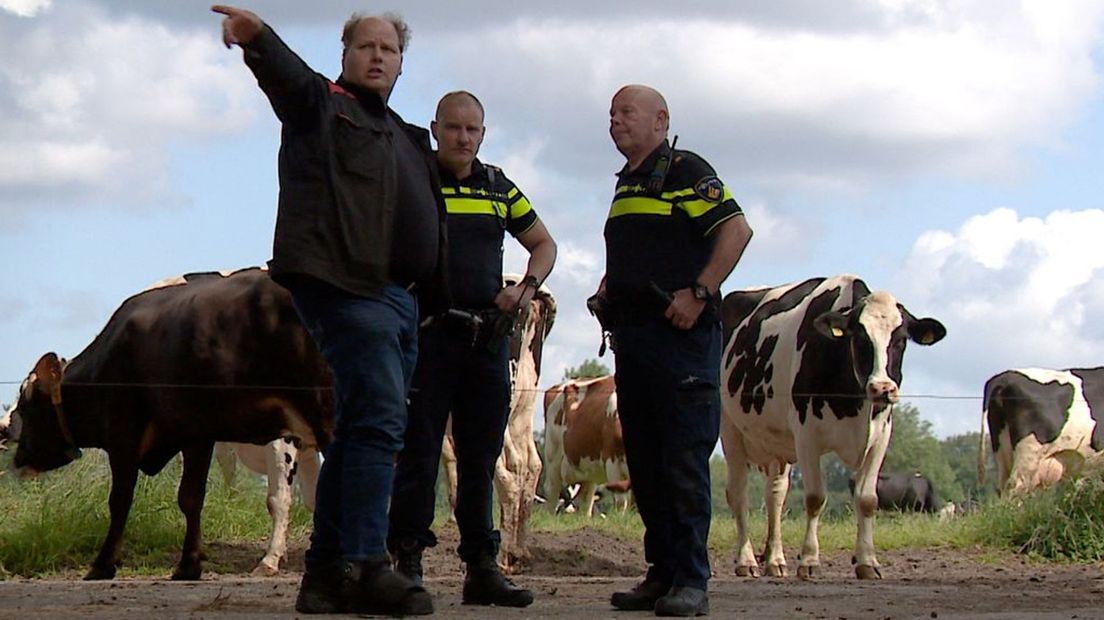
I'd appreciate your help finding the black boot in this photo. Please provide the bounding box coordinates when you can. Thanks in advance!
[346,559,434,616]
[294,561,348,614]
[654,586,709,617]
[462,554,534,608]
[610,577,671,611]
[392,540,425,587]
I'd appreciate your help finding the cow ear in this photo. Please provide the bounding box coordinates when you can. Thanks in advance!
[907,317,946,346]
[32,352,65,405]
[813,311,849,339]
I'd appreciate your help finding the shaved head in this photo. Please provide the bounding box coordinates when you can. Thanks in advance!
[609,84,670,169]
[613,84,669,129]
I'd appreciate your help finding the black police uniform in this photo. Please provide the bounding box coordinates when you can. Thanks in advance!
[389,158,538,562]
[604,138,742,591]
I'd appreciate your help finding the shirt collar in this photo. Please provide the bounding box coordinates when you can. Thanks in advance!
[616,139,671,179]
[438,157,487,186]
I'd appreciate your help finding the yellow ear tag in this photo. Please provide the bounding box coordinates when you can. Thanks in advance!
[919,333,934,345]
[831,326,844,338]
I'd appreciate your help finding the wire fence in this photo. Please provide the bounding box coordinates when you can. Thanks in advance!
[0,378,991,401]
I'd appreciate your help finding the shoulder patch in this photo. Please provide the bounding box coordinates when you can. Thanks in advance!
[694,176,724,202]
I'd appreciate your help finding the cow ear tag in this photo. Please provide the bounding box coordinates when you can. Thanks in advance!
[831,326,845,338]
[919,332,934,345]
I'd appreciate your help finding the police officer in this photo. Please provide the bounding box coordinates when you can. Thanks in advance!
[595,84,752,617]
[388,91,556,608]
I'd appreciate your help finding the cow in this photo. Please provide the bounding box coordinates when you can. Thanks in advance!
[719,274,945,580]
[7,268,333,580]
[542,375,631,518]
[213,440,321,575]
[848,471,939,513]
[144,269,322,577]
[439,274,556,571]
[978,367,1104,495]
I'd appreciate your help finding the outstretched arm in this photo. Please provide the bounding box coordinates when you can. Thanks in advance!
[210,5,320,127]
[211,5,263,48]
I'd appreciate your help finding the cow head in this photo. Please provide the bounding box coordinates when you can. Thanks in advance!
[812,291,945,407]
[504,274,556,377]
[10,352,82,476]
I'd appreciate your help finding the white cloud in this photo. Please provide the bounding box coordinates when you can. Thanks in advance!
[0,0,50,17]
[0,4,257,213]
[896,207,1104,434]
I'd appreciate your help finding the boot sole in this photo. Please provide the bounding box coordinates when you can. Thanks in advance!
[461,596,535,608]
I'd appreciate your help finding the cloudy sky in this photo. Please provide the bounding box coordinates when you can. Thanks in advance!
[3,0,1103,439]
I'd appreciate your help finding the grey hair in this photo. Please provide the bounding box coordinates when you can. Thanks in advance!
[342,12,411,52]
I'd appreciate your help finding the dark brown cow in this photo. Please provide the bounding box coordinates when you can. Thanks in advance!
[542,375,630,516]
[8,268,333,580]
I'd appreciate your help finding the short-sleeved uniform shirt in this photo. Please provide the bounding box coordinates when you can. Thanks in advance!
[440,158,538,309]
[604,139,742,314]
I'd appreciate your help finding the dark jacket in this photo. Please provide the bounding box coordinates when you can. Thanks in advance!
[241,25,449,314]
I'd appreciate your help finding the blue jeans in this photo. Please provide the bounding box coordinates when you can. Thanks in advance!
[388,323,511,561]
[613,319,722,590]
[284,277,419,566]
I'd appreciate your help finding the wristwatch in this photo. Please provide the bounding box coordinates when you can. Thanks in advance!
[691,281,711,301]
[520,275,540,290]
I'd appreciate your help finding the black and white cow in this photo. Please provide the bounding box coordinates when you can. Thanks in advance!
[848,471,939,513]
[213,440,321,575]
[980,368,1104,495]
[719,274,945,580]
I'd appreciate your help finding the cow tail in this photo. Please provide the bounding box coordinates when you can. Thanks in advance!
[977,380,993,486]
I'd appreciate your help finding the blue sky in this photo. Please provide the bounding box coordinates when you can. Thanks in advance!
[3,0,1104,439]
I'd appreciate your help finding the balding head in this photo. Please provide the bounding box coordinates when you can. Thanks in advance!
[609,84,670,170]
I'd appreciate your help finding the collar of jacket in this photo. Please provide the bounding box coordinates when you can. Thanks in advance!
[334,76,388,115]
[617,138,671,179]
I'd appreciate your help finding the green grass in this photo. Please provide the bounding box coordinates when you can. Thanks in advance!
[965,468,1104,562]
[2,447,1100,579]
[0,449,312,578]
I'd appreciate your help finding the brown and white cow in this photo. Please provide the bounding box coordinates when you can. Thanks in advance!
[8,268,333,580]
[979,367,1104,495]
[213,440,321,575]
[542,375,631,517]
[720,274,945,580]
[440,274,555,571]
[146,269,321,577]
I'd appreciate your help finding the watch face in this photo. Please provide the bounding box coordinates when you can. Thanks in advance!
[694,285,709,300]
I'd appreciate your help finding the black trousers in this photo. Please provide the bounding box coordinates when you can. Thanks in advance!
[613,319,722,590]
[388,323,511,561]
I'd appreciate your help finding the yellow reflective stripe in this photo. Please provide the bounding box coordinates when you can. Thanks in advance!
[609,196,673,218]
[444,196,504,216]
[679,187,733,218]
[510,195,532,219]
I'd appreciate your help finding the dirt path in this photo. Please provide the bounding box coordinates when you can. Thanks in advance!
[2,528,1102,619]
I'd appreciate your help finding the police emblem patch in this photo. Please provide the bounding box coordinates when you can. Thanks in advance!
[694,176,724,202]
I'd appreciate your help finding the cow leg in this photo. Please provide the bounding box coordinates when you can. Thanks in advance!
[442,416,459,521]
[253,439,297,576]
[493,449,521,572]
[86,454,141,580]
[297,446,321,513]
[720,415,759,577]
[517,434,542,560]
[214,443,238,490]
[761,462,790,577]
[173,442,214,581]
[579,481,598,518]
[851,418,892,580]
[794,442,826,580]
